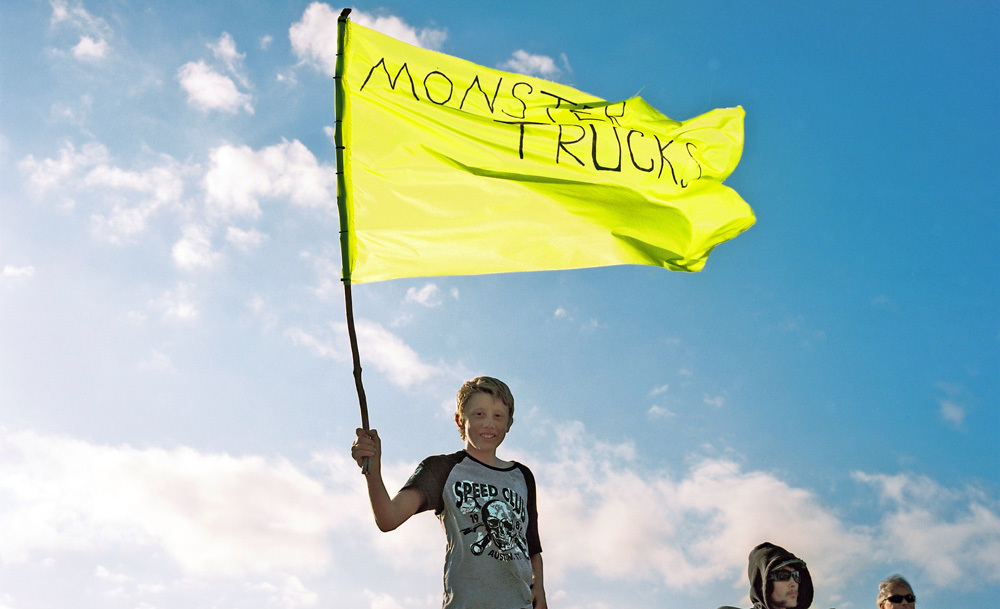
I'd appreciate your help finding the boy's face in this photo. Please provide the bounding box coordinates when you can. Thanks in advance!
[456,392,512,455]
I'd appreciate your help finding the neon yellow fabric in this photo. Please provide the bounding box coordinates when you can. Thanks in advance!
[338,20,754,284]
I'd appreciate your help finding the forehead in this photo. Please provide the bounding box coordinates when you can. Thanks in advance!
[886,584,912,595]
[466,392,508,413]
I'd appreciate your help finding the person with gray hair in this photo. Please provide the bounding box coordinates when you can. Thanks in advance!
[877,575,915,609]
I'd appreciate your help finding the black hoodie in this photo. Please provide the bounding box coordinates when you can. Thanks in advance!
[717,542,815,609]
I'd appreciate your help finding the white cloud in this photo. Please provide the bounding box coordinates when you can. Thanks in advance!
[209,32,248,86]
[251,575,319,608]
[172,224,222,271]
[95,565,130,583]
[300,250,343,302]
[248,295,279,330]
[85,162,187,244]
[363,590,407,609]
[649,384,669,397]
[536,424,872,592]
[226,226,268,252]
[354,320,440,388]
[352,12,447,50]
[178,60,254,114]
[288,3,344,77]
[1,425,996,604]
[939,399,966,426]
[703,394,725,408]
[19,140,109,197]
[72,35,108,61]
[778,313,826,345]
[290,4,446,77]
[647,405,674,419]
[499,50,563,79]
[405,283,442,307]
[854,471,1000,586]
[151,283,199,321]
[0,429,341,576]
[285,327,342,361]
[203,140,336,220]
[2,265,36,279]
[286,321,439,390]
[50,0,107,32]
[20,141,188,242]
[133,350,177,375]
[50,0,112,63]
[260,35,274,50]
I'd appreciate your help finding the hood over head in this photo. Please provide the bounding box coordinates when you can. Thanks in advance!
[747,542,813,609]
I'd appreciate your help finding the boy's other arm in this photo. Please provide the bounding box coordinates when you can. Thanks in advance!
[531,553,547,609]
[352,428,424,532]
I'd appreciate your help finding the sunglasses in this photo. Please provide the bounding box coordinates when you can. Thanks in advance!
[768,570,801,583]
[884,594,916,604]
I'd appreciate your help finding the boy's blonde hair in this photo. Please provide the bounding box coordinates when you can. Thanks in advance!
[455,376,514,440]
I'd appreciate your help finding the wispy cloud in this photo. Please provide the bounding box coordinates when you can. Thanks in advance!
[703,394,726,408]
[0,425,997,605]
[2,265,36,279]
[226,226,268,252]
[20,140,189,243]
[290,4,446,78]
[286,320,439,389]
[939,400,966,426]
[178,59,253,114]
[150,282,200,321]
[405,283,443,307]
[499,50,569,79]
[19,140,109,199]
[209,32,249,87]
[172,224,222,271]
[647,405,675,419]
[72,35,107,61]
[649,384,670,397]
[49,0,112,63]
[854,471,1000,586]
[0,428,341,575]
[535,424,867,590]
[203,140,336,220]
[935,381,972,428]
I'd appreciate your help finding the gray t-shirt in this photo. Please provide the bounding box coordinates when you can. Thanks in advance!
[403,451,541,609]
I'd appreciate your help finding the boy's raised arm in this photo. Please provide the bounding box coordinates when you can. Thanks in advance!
[352,428,424,532]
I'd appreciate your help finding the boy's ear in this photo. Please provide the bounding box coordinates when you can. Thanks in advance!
[507,417,513,431]
[454,412,462,429]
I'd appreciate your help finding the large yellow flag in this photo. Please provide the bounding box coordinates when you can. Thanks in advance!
[335,13,754,284]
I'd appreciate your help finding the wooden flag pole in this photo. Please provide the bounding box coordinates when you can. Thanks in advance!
[344,282,371,474]
[335,8,371,473]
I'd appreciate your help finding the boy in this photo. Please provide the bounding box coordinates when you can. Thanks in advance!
[352,376,547,609]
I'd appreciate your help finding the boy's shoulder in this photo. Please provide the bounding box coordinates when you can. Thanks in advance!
[417,451,533,475]
[418,450,466,466]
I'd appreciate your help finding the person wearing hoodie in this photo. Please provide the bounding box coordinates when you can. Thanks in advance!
[718,541,815,609]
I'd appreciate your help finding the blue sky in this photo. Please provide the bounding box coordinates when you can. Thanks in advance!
[1,1,998,608]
